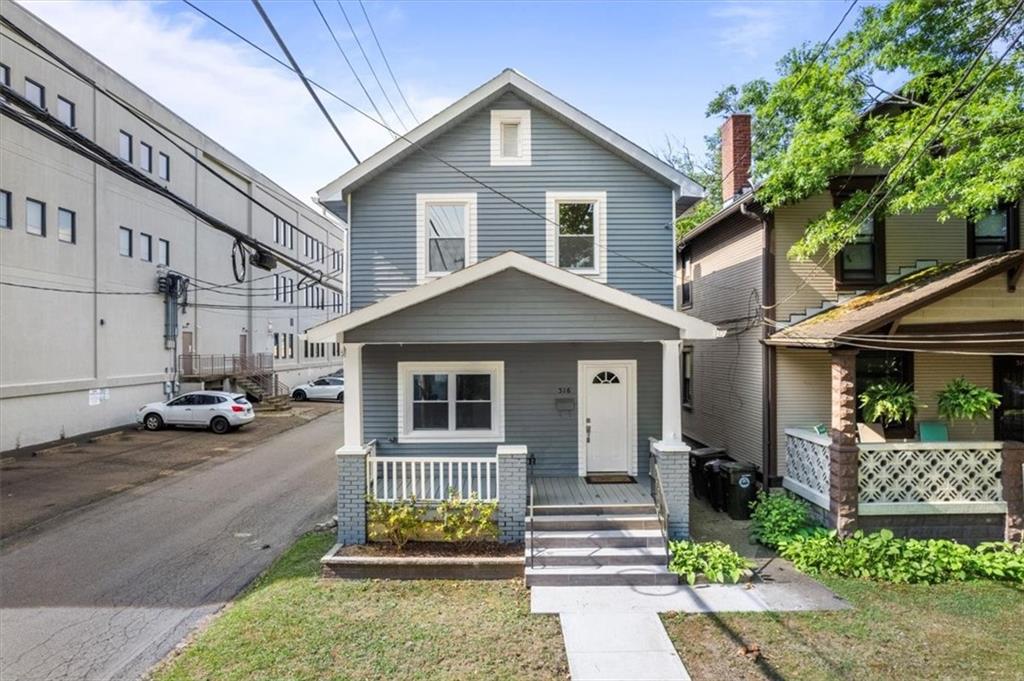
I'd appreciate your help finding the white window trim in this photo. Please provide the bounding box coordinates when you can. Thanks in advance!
[545,191,607,282]
[416,192,478,284]
[490,109,531,166]
[397,361,505,443]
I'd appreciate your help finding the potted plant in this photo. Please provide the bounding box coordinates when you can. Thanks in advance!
[936,377,1001,432]
[859,380,918,437]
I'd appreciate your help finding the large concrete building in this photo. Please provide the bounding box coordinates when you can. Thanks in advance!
[0,2,346,451]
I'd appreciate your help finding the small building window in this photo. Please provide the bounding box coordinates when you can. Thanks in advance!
[968,202,1019,258]
[119,226,133,257]
[57,207,76,243]
[56,96,75,127]
[682,348,693,409]
[490,109,531,166]
[158,238,170,265]
[398,362,504,442]
[119,131,133,163]
[158,152,170,181]
[140,232,153,261]
[26,198,45,236]
[679,248,693,309]
[140,142,153,172]
[837,215,885,286]
[24,78,45,109]
[0,63,9,87]
[0,190,11,229]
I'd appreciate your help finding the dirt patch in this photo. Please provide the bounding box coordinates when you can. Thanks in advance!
[338,541,524,558]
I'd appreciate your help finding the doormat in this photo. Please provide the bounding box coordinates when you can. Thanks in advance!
[584,474,636,484]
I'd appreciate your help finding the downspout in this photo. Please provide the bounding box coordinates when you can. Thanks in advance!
[759,209,779,486]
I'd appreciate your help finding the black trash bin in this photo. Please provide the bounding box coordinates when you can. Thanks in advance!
[689,447,726,500]
[721,461,758,520]
[704,458,731,511]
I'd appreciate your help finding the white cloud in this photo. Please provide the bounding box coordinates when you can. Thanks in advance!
[20,0,449,206]
[709,3,796,59]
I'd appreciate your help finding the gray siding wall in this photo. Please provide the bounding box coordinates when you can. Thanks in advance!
[363,343,662,478]
[350,91,675,309]
[347,270,678,343]
[681,212,766,469]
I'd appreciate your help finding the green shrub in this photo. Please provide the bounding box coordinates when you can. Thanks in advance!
[366,497,426,550]
[668,540,753,585]
[936,377,1002,421]
[436,490,498,542]
[779,529,1024,584]
[749,491,816,548]
[859,380,918,428]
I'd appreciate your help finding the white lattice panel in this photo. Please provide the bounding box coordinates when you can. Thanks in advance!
[784,431,831,503]
[858,444,1003,505]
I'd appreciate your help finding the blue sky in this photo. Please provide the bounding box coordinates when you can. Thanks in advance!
[23,0,862,203]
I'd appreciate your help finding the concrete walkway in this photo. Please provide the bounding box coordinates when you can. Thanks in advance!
[560,612,690,681]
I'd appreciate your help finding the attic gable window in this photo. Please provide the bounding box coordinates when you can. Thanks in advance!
[490,110,531,166]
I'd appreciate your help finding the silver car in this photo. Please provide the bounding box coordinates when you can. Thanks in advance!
[136,391,255,434]
[292,377,345,402]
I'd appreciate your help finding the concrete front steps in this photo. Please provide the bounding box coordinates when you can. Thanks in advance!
[524,503,675,586]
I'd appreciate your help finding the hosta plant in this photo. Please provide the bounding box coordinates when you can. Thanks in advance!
[668,540,753,585]
[936,377,1002,422]
[749,491,816,549]
[858,380,917,428]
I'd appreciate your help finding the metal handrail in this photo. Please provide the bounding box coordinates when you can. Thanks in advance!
[648,453,670,551]
[528,480,536,569]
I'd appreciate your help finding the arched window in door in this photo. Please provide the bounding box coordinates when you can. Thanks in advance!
[593,371,620,385]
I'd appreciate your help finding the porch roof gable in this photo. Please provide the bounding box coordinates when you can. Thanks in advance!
[305,251,724,343]
[766,250,1024,348]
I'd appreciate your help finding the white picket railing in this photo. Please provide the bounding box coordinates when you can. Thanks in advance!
[366,455,499,502]
[858,441,1005,515]
[782,428,832,510]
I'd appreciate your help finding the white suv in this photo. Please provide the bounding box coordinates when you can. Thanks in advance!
[137,391,255,434]
[292,377,344,402]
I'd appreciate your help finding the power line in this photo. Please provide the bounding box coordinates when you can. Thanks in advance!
[249,0,360,163]
[358,0,419,124]
[312,0,393,139]
[337,0,407,131]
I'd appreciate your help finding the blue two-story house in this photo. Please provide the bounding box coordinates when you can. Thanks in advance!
[309,70,721,577]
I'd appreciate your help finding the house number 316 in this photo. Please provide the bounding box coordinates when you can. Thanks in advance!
[556,387,573,394]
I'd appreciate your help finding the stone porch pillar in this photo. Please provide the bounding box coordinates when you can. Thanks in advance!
[829,348,859,536]
[1002,440,1024,544]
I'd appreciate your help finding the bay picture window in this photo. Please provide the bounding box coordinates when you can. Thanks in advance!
[416,193,477,282]
[398,362,504,442]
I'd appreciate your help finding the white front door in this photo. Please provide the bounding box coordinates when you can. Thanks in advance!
[579,360,636,475]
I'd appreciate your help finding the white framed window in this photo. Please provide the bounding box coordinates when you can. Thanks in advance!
[416,193,477,283]
[490,109,531,166]
[397,361,505,443]
[545,191,607,281]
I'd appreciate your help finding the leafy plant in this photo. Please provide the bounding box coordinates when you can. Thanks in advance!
[668,540,753,585]
[366,497,426,550]
[779,529,1024,585]
[436,490,498,542]
[936,377,1002,422]
[749,491,816,549]
[858,380,917,427]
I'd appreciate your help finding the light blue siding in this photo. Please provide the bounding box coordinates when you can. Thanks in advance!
[363,343,662,478]
[346,269,678,343]
[350,92,675,309]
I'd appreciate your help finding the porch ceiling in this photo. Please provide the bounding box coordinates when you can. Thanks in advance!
[767,250,1024,349]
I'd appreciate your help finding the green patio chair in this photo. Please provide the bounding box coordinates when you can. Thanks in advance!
[918,421,949,442]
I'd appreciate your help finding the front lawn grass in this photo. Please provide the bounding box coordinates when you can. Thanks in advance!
[663,576,1024,680]
[152,532,567,681]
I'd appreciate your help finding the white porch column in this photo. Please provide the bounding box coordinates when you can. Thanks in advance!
[338,342,364,454]
[660,339,684,444]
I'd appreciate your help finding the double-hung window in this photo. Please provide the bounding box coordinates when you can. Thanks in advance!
[832,178,885,287]
[968,202,1019,257]
[546,191,606,279]
[398,362,504,442]
[416,193,477,282]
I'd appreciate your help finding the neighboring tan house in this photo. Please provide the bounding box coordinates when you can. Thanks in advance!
[308,70,723,586]
[678,113,1023,544]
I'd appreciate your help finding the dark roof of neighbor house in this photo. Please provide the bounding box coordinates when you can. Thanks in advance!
[766,249,1024,348]
[677,189,761,250]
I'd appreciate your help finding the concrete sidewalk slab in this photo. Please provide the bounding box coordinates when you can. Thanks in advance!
[560,612,690,681]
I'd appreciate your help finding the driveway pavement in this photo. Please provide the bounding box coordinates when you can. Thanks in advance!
[0,408,341,681]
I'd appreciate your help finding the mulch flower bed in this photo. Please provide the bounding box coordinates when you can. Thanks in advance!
[336,541,523,558]
[321,541,526,580]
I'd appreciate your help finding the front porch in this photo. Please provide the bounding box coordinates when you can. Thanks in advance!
[533,475,652,507]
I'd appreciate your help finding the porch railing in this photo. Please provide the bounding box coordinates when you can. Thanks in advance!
[858,442,1006,515]
[782,428,832,510]
[178,353,273,379]
[648,450,671,551]
[366,454,499,502]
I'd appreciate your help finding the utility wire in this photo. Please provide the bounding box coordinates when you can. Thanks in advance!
[312,0,393,139]
[250,0,360,163]
[358,0,419,124]
[337,0,407,131]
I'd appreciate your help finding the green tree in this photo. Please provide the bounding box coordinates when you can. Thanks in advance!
[707,0,1024,260]
[658,134,722,237]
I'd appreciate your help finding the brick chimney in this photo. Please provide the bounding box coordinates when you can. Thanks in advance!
[720,113,752,203]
